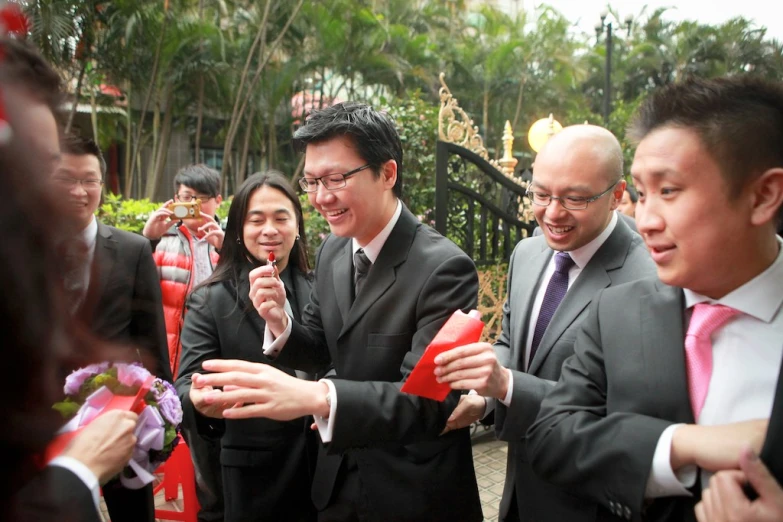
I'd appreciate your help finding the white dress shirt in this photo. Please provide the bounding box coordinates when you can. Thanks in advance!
[78,216,99,288]
[646,236,783,498]
[499,211,619,407]
[263,200,403,443]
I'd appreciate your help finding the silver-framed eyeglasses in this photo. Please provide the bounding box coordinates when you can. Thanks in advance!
[527,181,619,210]
[299,164,372,193]
[52,176,104,190]
[176,194,214,204]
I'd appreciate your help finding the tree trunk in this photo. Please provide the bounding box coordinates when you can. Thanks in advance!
[195,76,204,162]
[220,0,273,185]
[512,76,527,132]
[238,104,257,186]
[221,0,305,185]
[65,59,88,134]
[149,85,175,200]
[144,98,162,198]
[123,83,133,197]
[129,6,170,189]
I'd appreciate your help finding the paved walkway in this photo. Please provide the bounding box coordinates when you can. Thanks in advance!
[471,427,508,522]
[102,430,509,522]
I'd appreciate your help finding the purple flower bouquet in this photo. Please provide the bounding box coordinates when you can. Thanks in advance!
[53,362,182,488]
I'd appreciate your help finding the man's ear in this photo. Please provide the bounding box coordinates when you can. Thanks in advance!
[381,159,397,190]
[216,194,223,205]
[749,168,783,227]
[609,179,627,210]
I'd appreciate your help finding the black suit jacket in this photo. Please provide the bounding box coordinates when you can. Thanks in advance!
[494,217,655,522]
[176,265,315,520]
[527,278,783,522]
[81,222,170,381]
[275,205,483,522]
[15,465,100,522]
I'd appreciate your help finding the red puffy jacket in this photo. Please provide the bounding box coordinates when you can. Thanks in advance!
[153,224,219,378]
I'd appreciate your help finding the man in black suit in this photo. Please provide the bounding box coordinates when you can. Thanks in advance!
[191,102,483,522]
[55,135,169,522]
[526,76,783,522]
[434,125,656,522]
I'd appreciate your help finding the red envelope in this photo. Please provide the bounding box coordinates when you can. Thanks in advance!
[44,375,155,463]
[401,310,484,401]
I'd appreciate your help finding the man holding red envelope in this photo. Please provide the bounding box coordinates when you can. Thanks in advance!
[434,125,656,522]
[192,102,483,522]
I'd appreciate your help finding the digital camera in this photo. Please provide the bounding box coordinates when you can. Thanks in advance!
[168,200,201,220]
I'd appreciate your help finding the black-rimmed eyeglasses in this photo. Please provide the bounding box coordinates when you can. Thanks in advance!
[176,194,214,204]
[299,164,372,193]
[527,181,619,210]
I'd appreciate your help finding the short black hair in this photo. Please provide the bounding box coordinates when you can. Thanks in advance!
[173,164,221,197]
[625,185,638,203]
[0,38,62,113]
[293,102,403,198]
[61,134,107,177]
[628,75,783,224]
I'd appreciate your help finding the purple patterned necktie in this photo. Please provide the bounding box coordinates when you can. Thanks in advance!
[529,251,575,366]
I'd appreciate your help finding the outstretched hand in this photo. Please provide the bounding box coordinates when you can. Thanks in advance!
[196,359,330,421]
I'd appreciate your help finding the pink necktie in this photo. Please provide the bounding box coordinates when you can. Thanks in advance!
[685,303,741,420]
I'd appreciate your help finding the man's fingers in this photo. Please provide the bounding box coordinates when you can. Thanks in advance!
[249,265,277,283]
[740,448,778,500]
[222,403,278,420]
[202,359,265,374]
[434,343,489,366]
[205,387,264,405]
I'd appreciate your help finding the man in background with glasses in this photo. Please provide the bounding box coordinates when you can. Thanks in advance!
[55,133,169,522]
[434,124,655,522]
[189,102,483,522]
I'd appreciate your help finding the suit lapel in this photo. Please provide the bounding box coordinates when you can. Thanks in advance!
[92,223,117,301]
[235,265,272,341]
[528,219,629,375]
[290,267,312,323]
[642,282,694,423]
[332,241,353,324]
[338,207,417,338]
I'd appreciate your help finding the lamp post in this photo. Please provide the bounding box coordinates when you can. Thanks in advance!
[595,11,633,124]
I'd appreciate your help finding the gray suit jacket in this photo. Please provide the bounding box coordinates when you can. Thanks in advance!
[275,205,483,522]
[527,278,706,522]
[495,216,655,522]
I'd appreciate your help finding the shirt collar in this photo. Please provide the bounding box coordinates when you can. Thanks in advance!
[562,211,618,269]
[352,199,402,264]
[79,216,98,248]
[684,236,783,323]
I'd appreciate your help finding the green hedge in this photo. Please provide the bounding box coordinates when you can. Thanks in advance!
[97,193,232,234]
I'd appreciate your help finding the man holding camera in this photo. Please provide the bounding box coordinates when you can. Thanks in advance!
[142,164,225,522]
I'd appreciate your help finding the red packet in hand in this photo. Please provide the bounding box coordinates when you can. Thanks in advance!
[401,310,484,401]
[43,375,154,463]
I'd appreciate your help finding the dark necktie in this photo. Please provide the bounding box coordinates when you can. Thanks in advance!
[353,248,371,301]
[529,252,575,366]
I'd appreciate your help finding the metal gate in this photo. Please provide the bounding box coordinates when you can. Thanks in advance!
[433,74,535,266]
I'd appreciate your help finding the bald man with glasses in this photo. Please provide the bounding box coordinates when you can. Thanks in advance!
[434,124,656,522]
